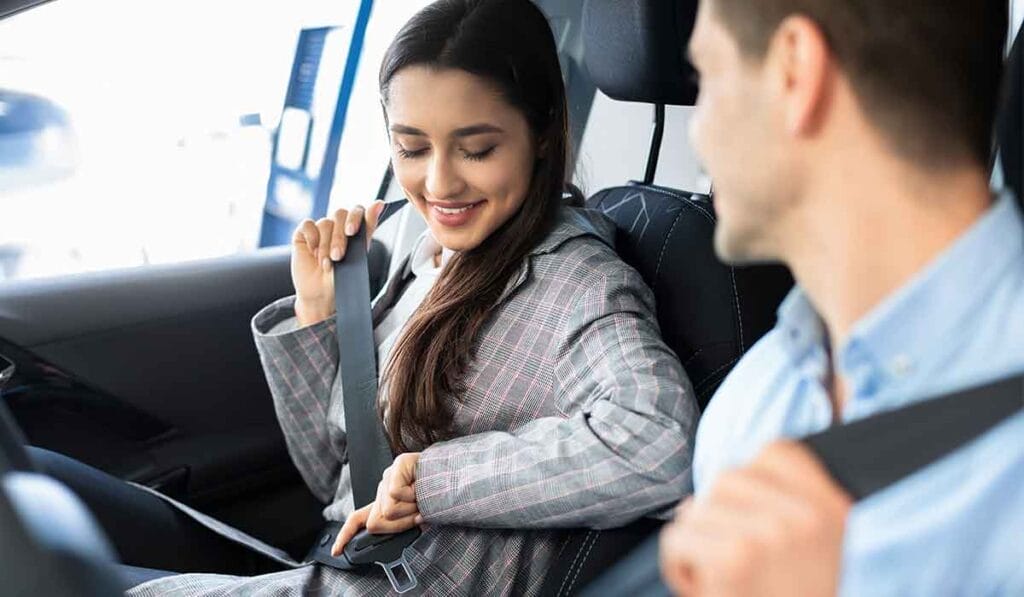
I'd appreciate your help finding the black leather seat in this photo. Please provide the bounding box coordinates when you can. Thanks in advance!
[581,0,793,409]
[0,401,124,597]
[998,30,1022,202]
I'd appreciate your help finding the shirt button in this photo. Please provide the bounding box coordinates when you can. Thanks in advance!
[890,354,913,377]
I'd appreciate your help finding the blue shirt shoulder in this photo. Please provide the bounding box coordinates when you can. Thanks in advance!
[694,191,1024,596]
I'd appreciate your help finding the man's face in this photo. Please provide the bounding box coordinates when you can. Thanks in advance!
[688,0,799,264]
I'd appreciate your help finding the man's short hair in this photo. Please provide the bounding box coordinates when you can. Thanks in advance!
[711,0,1008,167]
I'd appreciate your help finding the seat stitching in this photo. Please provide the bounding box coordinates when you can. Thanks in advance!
[653,195,717,285]
[557,531,596,596]
[694,356,739,393]
[653,209,685,285]
[682,346,706,367]
[563,531,601,596]
[730,267,745,351]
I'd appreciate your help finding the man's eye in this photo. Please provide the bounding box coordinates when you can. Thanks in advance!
[462,146,496,162]
[397,147,428,159]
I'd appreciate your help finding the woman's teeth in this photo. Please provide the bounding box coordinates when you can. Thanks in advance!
[434,203,478,214]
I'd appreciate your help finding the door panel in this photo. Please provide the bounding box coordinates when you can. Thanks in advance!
[0,248,325,553]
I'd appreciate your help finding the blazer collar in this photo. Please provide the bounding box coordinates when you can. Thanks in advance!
[373,206,616,316]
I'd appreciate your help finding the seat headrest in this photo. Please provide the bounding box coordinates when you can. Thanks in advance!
[582,0,699,105]
[997,31,1022,201]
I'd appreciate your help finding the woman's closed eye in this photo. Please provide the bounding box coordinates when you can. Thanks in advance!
[461,145,497,162]
[396,145,429,160]
[395,144,497,162]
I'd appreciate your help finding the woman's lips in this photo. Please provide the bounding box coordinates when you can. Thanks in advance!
[429,200,486,227]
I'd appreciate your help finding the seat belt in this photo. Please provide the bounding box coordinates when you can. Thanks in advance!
[580,371,1024,597]
[304,220,420,594]
[803,373,1023,500]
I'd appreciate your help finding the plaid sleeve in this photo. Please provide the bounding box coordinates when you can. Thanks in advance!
[252,296,347,504]
[415,267,698,529]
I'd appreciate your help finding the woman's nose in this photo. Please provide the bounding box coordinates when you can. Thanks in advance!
[425,154,467,200]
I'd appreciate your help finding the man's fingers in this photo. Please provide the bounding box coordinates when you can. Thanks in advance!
[708,469,809,531]
[331,505,370,557]
[751,441,853,512]
[659,517,709,596]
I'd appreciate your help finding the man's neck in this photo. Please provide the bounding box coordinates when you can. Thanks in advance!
[783,155,992,412]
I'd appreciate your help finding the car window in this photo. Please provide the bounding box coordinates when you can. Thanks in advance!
[1013,0,1023,46]
[0,0,428,281]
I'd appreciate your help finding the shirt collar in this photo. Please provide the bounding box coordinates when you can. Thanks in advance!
[409,232,453,277]
[778,190,1024,406]
[839,191,1024,401]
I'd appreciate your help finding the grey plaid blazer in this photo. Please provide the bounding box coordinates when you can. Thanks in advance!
[127,207,698,596]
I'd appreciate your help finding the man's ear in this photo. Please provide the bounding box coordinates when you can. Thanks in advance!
[767,15,834,137]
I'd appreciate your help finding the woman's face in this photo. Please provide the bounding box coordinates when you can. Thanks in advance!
[384,66,537,252]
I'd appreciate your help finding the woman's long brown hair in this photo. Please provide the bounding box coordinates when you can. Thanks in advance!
[378,0,580,452]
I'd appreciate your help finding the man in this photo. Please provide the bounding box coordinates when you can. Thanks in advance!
[658,1,1022,595]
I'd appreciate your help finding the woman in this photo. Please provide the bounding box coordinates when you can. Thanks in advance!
[37,0,699,594]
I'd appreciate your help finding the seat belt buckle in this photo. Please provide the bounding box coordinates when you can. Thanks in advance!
[342,527,422,594]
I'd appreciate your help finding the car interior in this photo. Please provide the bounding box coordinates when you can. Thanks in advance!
[0,0,1021,595]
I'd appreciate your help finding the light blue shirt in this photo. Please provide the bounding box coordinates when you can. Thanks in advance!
[693,191,1024,596]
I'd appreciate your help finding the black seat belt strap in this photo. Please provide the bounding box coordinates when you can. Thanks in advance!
[333,225,394,507]
[305,218,420,594]
[803,373,1024,500]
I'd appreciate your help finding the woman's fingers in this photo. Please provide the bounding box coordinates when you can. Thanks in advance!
[345,205,366,237]
[376,464,418,520]
[329,208,349,262]
[332,504,371,557]
[378,498,419,521]
[388,483,417,504]
[365,504,420,535]
[365,201,386,240]
[294,219,320,258]
[329,203,382,261]
[315,218,334,273]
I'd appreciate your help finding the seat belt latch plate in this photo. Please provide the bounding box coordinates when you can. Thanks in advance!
[377,547,418,594]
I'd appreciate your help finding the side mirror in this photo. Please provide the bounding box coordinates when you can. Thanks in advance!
[0,89,77,193]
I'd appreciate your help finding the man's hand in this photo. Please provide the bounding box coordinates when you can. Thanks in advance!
[659,440,852,597]
[332,452,422,557]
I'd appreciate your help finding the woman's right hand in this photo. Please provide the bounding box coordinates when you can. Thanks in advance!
[291,201,386,327]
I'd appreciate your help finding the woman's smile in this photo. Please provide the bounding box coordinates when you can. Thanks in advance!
[384,66,536,252]
[428,199,487,227]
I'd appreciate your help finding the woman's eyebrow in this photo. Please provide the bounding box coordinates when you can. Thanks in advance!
[453,124,505,137]
[390,124,427,136]
[389,123,505,137]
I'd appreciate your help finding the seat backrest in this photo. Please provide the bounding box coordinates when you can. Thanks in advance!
[581,0,793,409]
[997,29,1022,202]
[540,2,791,595]
[0,395,122,597]
[588,185,793,407]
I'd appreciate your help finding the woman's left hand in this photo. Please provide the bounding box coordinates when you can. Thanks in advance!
[332,452,423,557]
